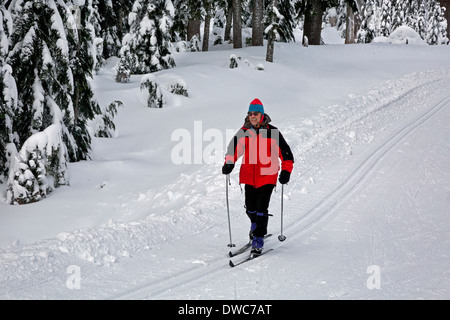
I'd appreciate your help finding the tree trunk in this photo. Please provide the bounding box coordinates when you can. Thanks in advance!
[303,0,323,45]
[188,1,202,42]
[302,1,312,46]
[224,0,233,42]
[346,0,362,44]
[441,0,450,42]
[187,20,201,42]
[233,0,242,48]
[345,2,355,44]
[202,1,212,51]
[252,0,264,46]
[74,29,82,123]
[266,0,277,62]
[266,31,275,62]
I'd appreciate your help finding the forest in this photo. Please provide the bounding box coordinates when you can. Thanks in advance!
[0,0,448,205]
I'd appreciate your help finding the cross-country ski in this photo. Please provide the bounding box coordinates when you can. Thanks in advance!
[229,234,273,257]
[229,248,275,268]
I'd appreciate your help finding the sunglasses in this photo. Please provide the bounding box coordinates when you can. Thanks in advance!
[248,112,261,116]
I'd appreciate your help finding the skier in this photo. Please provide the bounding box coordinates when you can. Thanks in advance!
[222,98,294,255]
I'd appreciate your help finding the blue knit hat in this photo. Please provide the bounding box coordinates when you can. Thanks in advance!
[248,98,264,115]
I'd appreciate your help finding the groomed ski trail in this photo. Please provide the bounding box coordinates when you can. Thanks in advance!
[284,90,450,242]
[1,69,449,300]
[106,71,450,300]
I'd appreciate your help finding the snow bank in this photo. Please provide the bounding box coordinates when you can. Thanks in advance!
[375,25,427,45]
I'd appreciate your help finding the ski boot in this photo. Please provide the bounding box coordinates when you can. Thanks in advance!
[251,236,264,256]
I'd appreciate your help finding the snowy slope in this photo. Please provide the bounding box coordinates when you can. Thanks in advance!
[1,38,450,300]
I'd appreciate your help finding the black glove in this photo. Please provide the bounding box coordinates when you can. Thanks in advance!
[278,170,290,184]
[222,163,235,175]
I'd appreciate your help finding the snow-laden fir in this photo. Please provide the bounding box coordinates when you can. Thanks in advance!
[0,25,449,298]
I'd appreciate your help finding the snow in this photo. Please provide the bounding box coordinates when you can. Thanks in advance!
[164,0,175,17]
[388,25,427,45]
[374,25,427,45]
[1,31,450,300]
[321,26,345,44]
[49,0,69,56]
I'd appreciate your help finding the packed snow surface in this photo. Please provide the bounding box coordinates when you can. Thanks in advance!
[1,38,450,300]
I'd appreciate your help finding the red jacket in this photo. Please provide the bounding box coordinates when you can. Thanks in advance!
[224,114,294,188]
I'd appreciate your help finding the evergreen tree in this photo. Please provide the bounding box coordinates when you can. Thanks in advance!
[406,0,420,32]
[357,0,381,43]
[356,0,448,44]
[90,100,122,138]
[275,0,296,42]
[0,1,16,181]
[7,0,75,152]
[438,4,449,44]
[4,0,108,203]
[172,0,189,42]
[116,0,176,75]
[212,0,228,45]
[6,121,70,204]
[427,1,447,44]
[334,0,348,37]
[241,0,252,28]
[65,0,102,161]
[103,0,134,57]
[417,1,428,40]
[6,0,73,203]
[380,0,392,37]
[427,1,439,44]
[96,0,123,58]
[87,0,105,72]
[392,0,407,31]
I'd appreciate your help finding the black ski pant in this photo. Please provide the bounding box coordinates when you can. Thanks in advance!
[244,184,275,237]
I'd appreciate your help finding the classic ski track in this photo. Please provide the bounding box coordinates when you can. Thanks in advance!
[109,78,450,300]
[286,93,450,239]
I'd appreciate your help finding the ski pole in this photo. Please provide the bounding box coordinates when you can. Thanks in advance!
[278,184,286,242]
[226,174,235,247]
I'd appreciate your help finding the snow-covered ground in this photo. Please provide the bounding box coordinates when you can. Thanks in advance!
[1,32,450,300]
